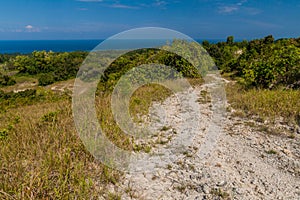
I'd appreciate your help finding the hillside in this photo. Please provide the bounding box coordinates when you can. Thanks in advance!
[0,36,300,199]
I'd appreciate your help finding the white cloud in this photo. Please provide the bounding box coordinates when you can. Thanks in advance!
[153,0,167,7]
[217,0,260,15]
[109,4,139,9]
[218,6,239,13]
[236,0,247,6]
[152,0,168,9]
[25,25,40,32]
[25,25,33,29]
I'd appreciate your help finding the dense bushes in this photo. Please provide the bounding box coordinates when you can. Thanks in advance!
[98,47,200,91]
[0,54,18,64]
[203,35,300,88]
[0,89,68,111]
[0,89,37,101]
[10,51,87,85]
[0,73,16,86]
[2,37,299,89]
[38,73,55,86]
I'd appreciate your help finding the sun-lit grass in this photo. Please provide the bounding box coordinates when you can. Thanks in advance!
[0,80,177,198]
[0,98,121,199]
[226,83,300,125]
[129,78,203,120]
[129,84,173,119]
[94,83,174,153]
[0,75,203,198]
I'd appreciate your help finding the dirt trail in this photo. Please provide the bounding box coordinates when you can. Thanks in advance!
[110,74,300,200]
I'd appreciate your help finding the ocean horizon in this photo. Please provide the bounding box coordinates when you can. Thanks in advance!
[0,39,226,54]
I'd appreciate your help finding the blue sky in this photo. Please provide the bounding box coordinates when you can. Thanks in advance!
[0,0,299,40]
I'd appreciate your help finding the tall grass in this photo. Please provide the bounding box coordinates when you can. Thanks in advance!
[226,83,300,125]
[0,100,120,199]
[1,77,203,199]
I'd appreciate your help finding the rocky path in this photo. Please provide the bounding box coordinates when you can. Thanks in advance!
[111,74,300,200]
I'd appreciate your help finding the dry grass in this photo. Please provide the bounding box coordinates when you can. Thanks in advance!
[129,84,172,119]
[226,83,300,125]
[0,99,121,199]
[0,77,203,199]
[0,81,176,199]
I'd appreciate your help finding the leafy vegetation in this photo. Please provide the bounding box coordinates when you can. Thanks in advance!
[97,47,201,91]
[0,73,16,86]
[204,35,300,126]
[0,40,204,198]
[94,45,203,151]
[5,51,88,86]
[203,35,300,89]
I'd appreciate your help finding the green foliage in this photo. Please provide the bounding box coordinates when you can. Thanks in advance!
[0,128,9,140]
[0,73,16,86]
[0,88,68,111]
[0,89,36,100]
[38,73,55,86]
[237,40,300,88]
[41,111,59,123]
[0,53,18,64]
[226,36,234,45]
[204,35,300,88]
[98,46,200,91]
[11,51,87,85]
[162,39,214,75]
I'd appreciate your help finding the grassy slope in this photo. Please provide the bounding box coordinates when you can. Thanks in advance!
[1,78,203,199]
[0,97,124,199]
[226,82,300,126]
[1,75,299,199]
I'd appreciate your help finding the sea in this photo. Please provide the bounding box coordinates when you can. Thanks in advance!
[0,39,224,54]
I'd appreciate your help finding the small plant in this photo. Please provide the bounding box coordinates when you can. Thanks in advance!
[0,74,16,86]
[144,145,151,153]
[198,90,212,104]
[13,116,21,124]
[210,188,230,199]
[183,151,193,158]
[0,128,8,140]
[132,98,142,105]
[107,192,121,200]
[41,111,59,123]
[265,150,277,155]
[175,185,186,193]
[160,126,171,131]
[288,134,295,139]
[133,144,143,152]
[125,181,141,199]
[102,166,120,185]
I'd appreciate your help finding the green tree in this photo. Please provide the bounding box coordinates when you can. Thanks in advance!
[226,36,234,45]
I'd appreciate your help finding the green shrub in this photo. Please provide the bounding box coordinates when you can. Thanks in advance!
[41,111,59,123]
[38,73,55,86]
[0,128,8,140]
[0,74,16,86]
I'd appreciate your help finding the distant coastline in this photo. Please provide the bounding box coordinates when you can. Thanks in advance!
[0,39,226,54]
[0,40,102,54]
